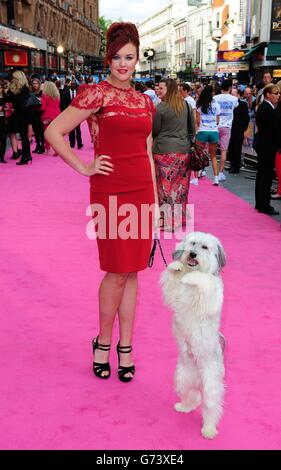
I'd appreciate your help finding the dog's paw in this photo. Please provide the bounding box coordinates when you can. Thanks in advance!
[201,425,218,439]
[181,272,201,286]
[174,402,198,413]
[167,261,184,272]
[174,402,189,413]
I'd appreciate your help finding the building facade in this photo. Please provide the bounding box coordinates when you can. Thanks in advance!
[137,0,250,80]
[137,1,187,78]
[245,0,281,81]
[185,1,216,79]
[210,0,249,80]
[174,18,187,77]
[0,0,100,77]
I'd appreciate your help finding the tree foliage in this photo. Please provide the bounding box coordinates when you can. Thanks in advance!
[99,16,113,57]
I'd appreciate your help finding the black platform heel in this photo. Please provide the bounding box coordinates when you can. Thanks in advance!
[11,151,20,160]
[16,155,32,165]
[92,336,111,379]
[117,342,135,382]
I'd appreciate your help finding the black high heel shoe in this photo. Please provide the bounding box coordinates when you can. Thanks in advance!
[16,155,32,165]
[117,342,135,382]
[11,151,20,160]
[92,336,111,379]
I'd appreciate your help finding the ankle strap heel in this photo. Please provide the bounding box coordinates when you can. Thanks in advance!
[92,336,111,379]
[117,342,135,382]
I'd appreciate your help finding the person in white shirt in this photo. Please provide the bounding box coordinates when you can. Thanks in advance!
[213,80,238,181]
[143,81,161,106]
[196,85,221,186]
[180,83,196,117]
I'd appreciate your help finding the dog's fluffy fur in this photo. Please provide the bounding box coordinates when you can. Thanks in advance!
[161,232,226,439]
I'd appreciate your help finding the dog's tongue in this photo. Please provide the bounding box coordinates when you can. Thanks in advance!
[188,258,198,266]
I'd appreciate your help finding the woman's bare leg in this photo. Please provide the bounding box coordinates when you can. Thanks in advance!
[95,272,129,376]
[117,272,138,378]
[209,143,218,176]
[9,134,18,153]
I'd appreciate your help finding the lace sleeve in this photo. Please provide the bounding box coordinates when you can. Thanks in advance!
[71,85,103,112]
[143,94,156,120]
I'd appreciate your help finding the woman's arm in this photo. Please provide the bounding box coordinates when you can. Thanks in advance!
[188,104,196,137]
[152,107,162,139]
[196,109,200,129]
[45,105,113,177]
[147,132,160,230]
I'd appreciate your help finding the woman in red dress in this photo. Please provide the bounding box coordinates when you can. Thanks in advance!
[45,23,159,382]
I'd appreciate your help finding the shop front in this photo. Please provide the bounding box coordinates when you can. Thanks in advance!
[216,50,250,83]
[0,25,47,77]
[247,2,281,82]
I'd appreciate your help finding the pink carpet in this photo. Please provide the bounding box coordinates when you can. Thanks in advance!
[0,123,280,450]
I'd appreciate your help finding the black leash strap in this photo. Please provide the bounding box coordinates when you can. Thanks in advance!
[148,236,167,268]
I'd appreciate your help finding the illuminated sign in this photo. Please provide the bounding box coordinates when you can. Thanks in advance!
[217,50,246,62]
[270,0,281,41]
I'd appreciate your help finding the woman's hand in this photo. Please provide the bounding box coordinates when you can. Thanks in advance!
[81,155,114,177]
[153,203,162,234]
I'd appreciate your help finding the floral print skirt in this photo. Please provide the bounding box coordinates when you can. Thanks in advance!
[154,152,191,231]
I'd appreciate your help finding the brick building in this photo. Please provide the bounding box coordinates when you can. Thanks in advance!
[0,1,101,77]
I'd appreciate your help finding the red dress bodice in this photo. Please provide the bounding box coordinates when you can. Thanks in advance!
[71,80,155,193]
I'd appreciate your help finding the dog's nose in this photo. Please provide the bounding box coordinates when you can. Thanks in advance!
[190,252,197,259]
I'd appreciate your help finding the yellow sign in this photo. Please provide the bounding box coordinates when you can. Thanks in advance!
[273,69,281,78]
[222,51,245,61]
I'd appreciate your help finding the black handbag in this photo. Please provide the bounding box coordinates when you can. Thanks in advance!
[23,92,41,109]
[189,143,210,171]
[186,102,209,172]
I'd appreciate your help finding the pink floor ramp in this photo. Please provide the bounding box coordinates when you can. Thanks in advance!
[0,123,280,449]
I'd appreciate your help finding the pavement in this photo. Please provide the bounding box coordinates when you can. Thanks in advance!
[204,162,281,223]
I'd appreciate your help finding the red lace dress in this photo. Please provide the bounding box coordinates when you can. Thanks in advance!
[71,80,155,273]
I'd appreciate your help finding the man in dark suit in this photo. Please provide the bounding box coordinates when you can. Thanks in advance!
[254,84,281,215]
[228,89,250,173]
[60,79,83,149]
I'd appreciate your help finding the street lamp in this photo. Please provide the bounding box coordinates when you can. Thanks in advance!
[57,45,64,78]
[144,48,155,78]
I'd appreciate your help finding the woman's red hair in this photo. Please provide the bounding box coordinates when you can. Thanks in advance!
[105,22,139,65]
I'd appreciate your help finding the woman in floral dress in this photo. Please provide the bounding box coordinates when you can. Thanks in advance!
[153,78,195,231]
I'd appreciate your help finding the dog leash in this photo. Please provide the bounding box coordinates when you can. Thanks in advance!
[148,236,167,268]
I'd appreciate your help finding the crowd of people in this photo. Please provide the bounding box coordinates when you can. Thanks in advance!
[0,68,280,217]
[0,71,95,165]
[141,70,281,218]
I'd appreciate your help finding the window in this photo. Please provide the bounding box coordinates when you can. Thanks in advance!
[208,49,212,63]
[216,13,220,29]
[209,21,212,35]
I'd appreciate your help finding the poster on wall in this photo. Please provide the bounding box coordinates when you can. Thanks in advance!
[270,0,281,41]
[4,51,28,67]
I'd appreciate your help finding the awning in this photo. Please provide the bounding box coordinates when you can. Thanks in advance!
[241,43,266,60]
[266,43,281,60]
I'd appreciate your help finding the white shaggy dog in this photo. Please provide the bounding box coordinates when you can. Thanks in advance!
[161,232,226,439]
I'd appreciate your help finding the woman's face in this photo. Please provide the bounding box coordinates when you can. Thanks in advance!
[110,42,138,85]
[32,80,40,90]
[158,82,167,100]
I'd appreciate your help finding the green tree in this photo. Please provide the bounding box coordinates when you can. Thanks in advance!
[99,16,113,57]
